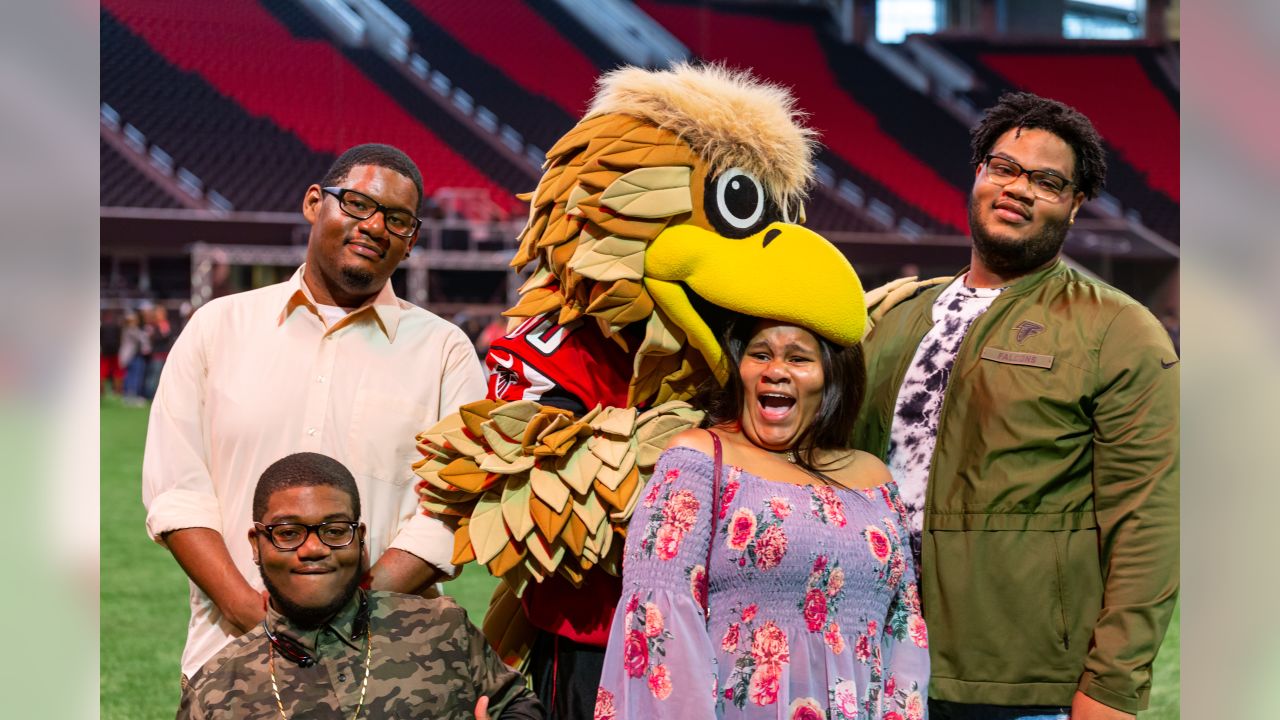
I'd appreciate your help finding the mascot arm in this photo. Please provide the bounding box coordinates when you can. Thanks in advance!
[864,275,950,331]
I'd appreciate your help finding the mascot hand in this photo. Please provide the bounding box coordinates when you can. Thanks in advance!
[865,275,950,330]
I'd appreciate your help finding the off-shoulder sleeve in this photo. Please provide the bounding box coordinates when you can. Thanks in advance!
[595,447,719,719]
[879,521,930,720]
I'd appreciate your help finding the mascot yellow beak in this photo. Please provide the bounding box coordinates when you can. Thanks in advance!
[645,221,867,384]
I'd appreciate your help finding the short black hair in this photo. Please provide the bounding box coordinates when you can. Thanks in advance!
[252,452,361,522]
[694,315,866,473]
[970,91,1107,200]
[321,143,424,210]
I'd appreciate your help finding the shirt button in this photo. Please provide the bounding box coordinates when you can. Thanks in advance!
[317,375,325,383]
[307,427,317,436]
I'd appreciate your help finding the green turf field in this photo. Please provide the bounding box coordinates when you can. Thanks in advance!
[101,396,1178,718]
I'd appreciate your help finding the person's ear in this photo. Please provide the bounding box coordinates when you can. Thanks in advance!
[403,228,418,258]
[1069,191,1085,224]
[249,525,262,565]
[302,184,324,224]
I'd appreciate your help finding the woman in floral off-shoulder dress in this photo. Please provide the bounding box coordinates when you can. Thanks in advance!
[595,316,929,720]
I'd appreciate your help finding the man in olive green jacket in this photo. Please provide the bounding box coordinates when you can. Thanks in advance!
[853,93,1178,720]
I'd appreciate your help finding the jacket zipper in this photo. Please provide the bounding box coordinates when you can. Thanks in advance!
[917,282,1016,620]
[919,274,1032,521]
[1053,534,1070,649]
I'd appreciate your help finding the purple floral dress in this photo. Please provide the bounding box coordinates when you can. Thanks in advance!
[595,447,929,720]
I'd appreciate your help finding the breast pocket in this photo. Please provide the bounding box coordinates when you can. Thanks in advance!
[348,389,432,487]
[975,348,1091,431]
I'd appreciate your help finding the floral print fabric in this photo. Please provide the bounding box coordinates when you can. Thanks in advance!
[597,447,930,719]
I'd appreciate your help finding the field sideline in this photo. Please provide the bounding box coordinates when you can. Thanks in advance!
[101,397,1178,718]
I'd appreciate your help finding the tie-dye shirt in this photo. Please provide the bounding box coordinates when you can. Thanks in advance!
[886,277,1004,570]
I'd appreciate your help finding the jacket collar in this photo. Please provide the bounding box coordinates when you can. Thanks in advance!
[992,258,1068,300]
[265,588,368,655]
[914,259,1066,327]
[278,265,402,342]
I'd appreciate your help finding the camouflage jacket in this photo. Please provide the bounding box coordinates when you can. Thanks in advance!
[177,590,542,719]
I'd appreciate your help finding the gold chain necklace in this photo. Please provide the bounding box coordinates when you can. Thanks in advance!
[268,625,372,719]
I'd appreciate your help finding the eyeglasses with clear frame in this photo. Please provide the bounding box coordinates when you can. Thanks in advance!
[981,155,1076,202]
[321,187,421,238]
[255,521,360,551]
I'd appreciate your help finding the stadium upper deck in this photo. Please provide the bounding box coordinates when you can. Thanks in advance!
[101,0,1177,307]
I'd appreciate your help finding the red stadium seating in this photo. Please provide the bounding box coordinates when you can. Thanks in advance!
[408,0,600,117]
[640,0,969,232]
[376,0,577,154]
[979,53,1179,201]
[102,0,517,209]
[102,9,334,211]
[931,37,1179,241]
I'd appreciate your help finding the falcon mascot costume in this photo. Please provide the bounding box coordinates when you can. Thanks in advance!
[414,63,871,716]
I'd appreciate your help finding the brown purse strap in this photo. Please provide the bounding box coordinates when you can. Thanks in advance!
[703,430,723,619]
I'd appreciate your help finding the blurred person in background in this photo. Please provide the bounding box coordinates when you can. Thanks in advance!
[142,143,487,685]
[143,304,175,400]
[475,316,506,358]
[118,309,150,404]
[100,308,122,395]
[854,92,1178,720]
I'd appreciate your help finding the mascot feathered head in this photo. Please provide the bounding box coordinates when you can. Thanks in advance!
[416,63,867,605]
[509,63,866,403]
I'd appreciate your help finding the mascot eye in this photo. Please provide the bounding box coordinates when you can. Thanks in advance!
[707,168,773,237]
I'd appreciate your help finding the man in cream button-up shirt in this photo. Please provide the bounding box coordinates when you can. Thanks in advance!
[142,144,487,679]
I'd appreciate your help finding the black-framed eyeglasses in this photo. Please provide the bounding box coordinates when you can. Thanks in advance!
[981,155,1076,202]
[262,622,318,667]
[322,187,421,238]
[255,521,360,550]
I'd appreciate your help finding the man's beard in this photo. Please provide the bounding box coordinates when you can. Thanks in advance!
[261,564,364,630]
[340,265,376,292]
[968,193,1070,279]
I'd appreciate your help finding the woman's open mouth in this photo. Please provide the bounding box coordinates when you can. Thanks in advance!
[758,392,796,421]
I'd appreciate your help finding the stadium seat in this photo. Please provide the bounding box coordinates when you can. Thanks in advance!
[102,0,518,210]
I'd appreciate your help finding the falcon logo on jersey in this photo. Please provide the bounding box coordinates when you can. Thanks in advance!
[483,311,634,411]
[486,348,556,402]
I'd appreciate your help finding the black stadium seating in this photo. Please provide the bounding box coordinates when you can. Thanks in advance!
[103,0,515,211]
[385,0,584,149]
[932,37,1179,242]
[257,0,539,197]
[99,0,1176,249]
[100,139,183,209]
[100,8,334,211]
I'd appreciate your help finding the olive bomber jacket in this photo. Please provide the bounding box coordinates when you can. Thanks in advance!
[852,260,1179,714]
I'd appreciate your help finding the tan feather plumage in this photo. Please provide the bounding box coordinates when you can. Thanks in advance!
[587,62,817,212]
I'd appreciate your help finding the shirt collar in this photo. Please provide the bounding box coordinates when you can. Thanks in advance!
[951,258,1066,298]
[265,589,367,655]
[279,264,402,342]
